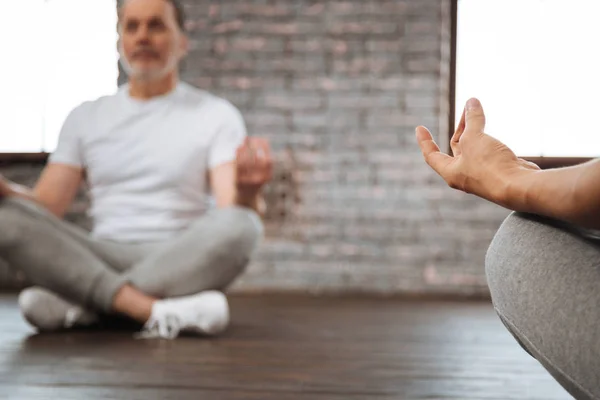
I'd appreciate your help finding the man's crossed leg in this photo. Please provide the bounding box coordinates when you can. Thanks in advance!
[0,196,262,339]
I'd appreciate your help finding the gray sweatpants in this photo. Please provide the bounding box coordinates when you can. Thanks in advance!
[486,212,600,400]
[0,197,263,313]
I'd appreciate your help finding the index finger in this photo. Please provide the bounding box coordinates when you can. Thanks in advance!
[250,137,272,159]
[416,126,454,179]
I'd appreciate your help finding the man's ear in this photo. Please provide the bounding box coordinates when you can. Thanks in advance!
[179,35,190,58]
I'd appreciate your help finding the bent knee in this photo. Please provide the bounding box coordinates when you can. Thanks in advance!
[213,207,263,251]
[486,213,559,304]
[486,212,600,399]
[0,199,28,245]
[485,212,534,296]
[0,198,49,245]
[486,212,599,311]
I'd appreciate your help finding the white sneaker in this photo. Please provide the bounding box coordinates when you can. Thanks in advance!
[18,287,99,332]
[135,291,230,339]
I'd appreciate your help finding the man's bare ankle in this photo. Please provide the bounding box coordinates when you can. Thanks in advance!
[111,284,156,323]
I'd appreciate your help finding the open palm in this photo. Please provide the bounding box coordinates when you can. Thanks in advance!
[416,98,540,207]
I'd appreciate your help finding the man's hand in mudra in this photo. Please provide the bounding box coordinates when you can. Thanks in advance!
[416,98,540,209]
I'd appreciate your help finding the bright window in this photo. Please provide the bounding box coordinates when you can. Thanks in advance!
[456,0,600,158]
[0,0,119,153]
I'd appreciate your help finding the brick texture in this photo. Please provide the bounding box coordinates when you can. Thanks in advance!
[0,0,510,296]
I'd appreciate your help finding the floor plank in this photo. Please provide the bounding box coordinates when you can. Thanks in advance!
[0,294,571,399]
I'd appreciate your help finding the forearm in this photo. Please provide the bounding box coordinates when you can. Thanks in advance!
[505,159,600,228]
[1,176,70,218]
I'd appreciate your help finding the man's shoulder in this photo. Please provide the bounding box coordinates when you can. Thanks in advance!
[68,87,123,117]
[178,82,242,118]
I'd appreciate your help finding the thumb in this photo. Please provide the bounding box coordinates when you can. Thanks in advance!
[464,98,486,135]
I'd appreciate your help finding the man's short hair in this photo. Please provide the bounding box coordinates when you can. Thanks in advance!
[119,0,186,32]
[165,0,186,32]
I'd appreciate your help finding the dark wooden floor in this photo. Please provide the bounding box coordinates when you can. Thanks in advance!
[0,293,570,399]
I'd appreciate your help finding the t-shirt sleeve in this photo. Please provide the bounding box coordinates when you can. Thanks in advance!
[48,105,85,168]
[207,100,247,169]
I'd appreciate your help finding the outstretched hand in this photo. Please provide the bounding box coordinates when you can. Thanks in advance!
[235,137,273,193]
[416,98,540,206]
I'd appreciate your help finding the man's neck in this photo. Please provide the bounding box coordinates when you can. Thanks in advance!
[128,73,178,100]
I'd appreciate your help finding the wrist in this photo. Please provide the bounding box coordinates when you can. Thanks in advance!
[235,186,265,214]
[235,185,258,201]
[498,168,540,212]
[501,165,582,222]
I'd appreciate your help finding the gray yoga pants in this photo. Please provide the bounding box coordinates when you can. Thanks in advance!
[487,211,600,400]
[0,197,263,313]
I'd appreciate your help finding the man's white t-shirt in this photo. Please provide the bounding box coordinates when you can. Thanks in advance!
[49,82,246,243]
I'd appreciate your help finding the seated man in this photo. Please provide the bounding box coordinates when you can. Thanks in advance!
[0,0,272,339]
[417,98,599,399]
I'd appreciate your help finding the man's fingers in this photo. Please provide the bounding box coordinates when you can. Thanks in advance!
[464,98,486,135]
[237,145,252,173]
[416,125,440,154]
[236,137,273,185]
[249,137,272,159]
[253,140,270,160]
[416,126,454,178]
[236,146,247,163]
[248,139,273,180]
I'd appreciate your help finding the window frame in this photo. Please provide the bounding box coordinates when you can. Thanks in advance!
[448,0,592,169]
[0,152,49,164]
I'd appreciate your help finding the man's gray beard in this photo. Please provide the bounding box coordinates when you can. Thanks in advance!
[118,57,170,82]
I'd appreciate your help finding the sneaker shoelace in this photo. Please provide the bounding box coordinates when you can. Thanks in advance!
[135,313,182,339]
